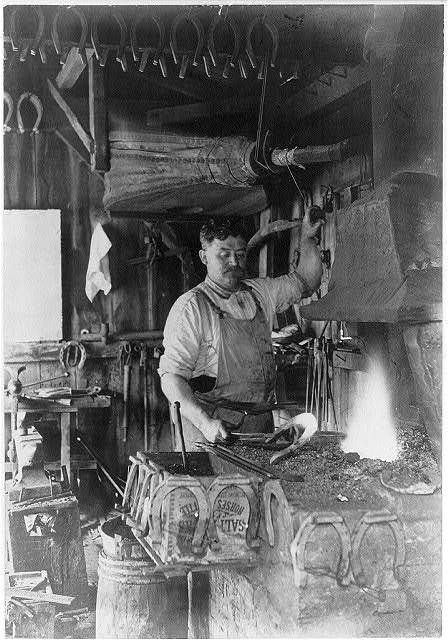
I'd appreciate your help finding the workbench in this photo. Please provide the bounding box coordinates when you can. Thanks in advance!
[4,394,111,484]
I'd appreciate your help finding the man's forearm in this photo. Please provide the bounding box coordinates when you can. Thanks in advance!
[160,372,211,432]
[296,236,323,293]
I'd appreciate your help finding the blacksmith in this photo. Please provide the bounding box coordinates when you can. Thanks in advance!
[158,210,323,450]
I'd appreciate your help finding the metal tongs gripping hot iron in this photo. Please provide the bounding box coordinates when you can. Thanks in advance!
[268,413,318,465]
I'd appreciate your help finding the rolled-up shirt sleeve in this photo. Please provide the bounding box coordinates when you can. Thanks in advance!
[250,271,311,316]
[158,293,203,381]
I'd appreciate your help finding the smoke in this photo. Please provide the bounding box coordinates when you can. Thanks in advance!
[341,357,400,461]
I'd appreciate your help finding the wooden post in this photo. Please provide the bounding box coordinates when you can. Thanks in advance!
[88,55,108,171]
[188,571,210,639]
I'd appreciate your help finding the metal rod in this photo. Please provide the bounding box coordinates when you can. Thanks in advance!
[75,431,125,496]
[21,373,70,388]
[211,443,278,479]
[197,442,275,479]
[174,401,187,471]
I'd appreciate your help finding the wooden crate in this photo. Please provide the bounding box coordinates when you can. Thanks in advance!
[7,494,88,597]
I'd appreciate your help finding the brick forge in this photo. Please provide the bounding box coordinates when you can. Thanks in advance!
[206,481,442,638]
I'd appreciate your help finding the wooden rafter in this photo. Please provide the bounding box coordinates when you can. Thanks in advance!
[280,64,371,124]
[47,79,93,154]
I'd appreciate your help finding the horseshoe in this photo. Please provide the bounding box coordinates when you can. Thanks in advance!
[113,11,128,73]
[52,6,88,66]
[92,10,128,71]
[16,92,43,134]
[207,14,241,78]
[58,340,87,371]
[351,510,406,589]
[245,16,279,71]
[4,92,13,133]
[150,478,210,553]
[290,511,351,589]
[263,480,293,547]
[10,6,46,63]
[130,11,166,76]
[208,476,260,549]
[170,13,205,78]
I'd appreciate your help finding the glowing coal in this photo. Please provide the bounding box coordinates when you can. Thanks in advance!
[341,358,400,461]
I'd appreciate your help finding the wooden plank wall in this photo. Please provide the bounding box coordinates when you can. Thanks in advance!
[3,130,183,474]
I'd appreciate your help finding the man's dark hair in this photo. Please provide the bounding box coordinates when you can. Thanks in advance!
[199,217,248,248]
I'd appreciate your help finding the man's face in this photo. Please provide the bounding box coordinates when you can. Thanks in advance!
[199,235,247,291]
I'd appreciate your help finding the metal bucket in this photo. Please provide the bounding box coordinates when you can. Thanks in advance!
[100,516,147,560]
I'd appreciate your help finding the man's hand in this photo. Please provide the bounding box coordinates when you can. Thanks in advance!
[297,209,324,293]
[200,417,229,443]
[301,207,324,242]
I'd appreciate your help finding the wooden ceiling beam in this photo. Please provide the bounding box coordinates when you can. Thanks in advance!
[146,94,257,126]
[47,79,93,154]
[88,57,108,171]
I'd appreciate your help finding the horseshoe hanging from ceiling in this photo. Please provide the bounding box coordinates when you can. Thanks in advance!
[207,13,241,79]
[9,5,46,63]
[52,6,88,66]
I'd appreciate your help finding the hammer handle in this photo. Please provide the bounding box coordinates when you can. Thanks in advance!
[121,364,131,442]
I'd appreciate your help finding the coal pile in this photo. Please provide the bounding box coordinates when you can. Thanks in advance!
[231,424,438,508]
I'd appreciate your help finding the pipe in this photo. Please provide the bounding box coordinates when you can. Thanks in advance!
[270,138,353,166]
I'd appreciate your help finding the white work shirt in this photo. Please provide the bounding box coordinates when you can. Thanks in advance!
[158,273,308,381]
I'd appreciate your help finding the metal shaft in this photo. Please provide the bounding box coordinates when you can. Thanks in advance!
[75,431,125,496]
[174,401,187,471]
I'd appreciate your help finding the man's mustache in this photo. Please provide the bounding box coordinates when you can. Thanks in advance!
[225,267,244,274]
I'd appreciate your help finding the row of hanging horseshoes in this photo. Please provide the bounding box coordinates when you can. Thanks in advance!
[6,6,281,80]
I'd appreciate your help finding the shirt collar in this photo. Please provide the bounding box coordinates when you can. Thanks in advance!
[204,275,246,299]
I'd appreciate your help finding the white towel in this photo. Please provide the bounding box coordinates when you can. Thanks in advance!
[85,224,112,302]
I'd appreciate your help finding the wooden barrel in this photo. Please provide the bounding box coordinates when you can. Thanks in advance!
[96,551,188,639]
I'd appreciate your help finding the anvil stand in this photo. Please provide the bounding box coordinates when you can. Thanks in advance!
[5,367,69,502]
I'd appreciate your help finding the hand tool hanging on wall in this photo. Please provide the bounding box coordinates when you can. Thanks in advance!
[119,341,132,442]
[139,343,149,451]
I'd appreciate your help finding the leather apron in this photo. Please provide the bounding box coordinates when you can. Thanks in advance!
[173,282,277,451]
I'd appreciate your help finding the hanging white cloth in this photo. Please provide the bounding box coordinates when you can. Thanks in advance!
[85,223,112,302]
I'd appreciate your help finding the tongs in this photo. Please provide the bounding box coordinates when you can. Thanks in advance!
[228,432,290,450]
[267,413,318,465]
